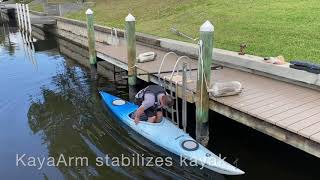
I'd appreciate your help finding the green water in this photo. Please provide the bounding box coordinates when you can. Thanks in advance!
[0,16,319,180]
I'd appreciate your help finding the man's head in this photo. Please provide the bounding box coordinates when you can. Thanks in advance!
[162,95,174,107]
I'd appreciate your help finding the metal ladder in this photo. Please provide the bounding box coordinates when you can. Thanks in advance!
[158,52,192,131]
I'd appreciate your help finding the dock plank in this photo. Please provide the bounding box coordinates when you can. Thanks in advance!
[233,85,296,111]
[97,42,199,74]
[311,132,320,144]
[31,17,56,25]
[287,114,320,133]
[247,91,317,115]
[269,101,320,123]
[257,95,320,122]
[239,86,303,113]
[299,122,320,138]
[277,107,320,128]
[215,78,289,105]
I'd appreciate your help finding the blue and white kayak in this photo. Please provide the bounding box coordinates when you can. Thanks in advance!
[99,91,244,175]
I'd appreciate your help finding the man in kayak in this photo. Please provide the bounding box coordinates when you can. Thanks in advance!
[133,85,174,124]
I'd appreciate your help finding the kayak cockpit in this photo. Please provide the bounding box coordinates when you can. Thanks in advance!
[129,111,166,124]
[129,112,148,122]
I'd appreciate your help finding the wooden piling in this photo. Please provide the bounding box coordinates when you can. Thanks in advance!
[195,20,214,146]
[85,9,97,80]
[129,85,138,103]
[125,14,137,86]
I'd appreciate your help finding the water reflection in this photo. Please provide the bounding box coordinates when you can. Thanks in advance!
[21,31,37,68]
[0,19,37,68]
[1,21,16,55]
[26,64,127,179]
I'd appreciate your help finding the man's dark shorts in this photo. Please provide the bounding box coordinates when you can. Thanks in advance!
[144,106,162,118]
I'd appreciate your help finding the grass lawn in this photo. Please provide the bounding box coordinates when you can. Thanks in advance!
[29,2,44,12]
[28,0,77,12]
[63,0,320,63]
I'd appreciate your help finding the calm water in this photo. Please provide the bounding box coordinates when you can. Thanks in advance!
[0,17,319,180]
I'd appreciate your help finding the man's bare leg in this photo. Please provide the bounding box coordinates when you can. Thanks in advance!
[148,116,157,123]
[155,111,163,123]
[147,112,163,123]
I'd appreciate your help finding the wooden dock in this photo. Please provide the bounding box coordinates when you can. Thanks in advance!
[94,38,320,157]
[30,16,56,25]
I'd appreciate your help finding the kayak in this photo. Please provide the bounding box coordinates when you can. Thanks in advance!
[99,91,245,175]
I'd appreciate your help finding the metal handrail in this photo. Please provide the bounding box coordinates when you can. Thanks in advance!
[157,52,179,86]
[157,53,192,129]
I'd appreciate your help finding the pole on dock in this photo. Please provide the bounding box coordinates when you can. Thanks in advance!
[182,62,188,132]
[18,4,23,29]
[20,4,24,30]
[195,20,214,146]
[26,4,32,34]
[15,3,21,28]
[85,9,98,80]
[23,4,28,31]
[125,14,137,86]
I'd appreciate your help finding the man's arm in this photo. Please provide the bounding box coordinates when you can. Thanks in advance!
[134,93,155,124]
[134,106,144,124]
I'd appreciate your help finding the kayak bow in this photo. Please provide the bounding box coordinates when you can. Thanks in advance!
[99,91,244,175]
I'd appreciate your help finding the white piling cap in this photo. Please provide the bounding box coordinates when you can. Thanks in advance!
[125,13,136,22]
[200,20,214,32]
[86,9,93,15]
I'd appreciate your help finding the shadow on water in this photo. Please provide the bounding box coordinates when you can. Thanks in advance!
[208,112,320,180]
[0,15,319,180]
